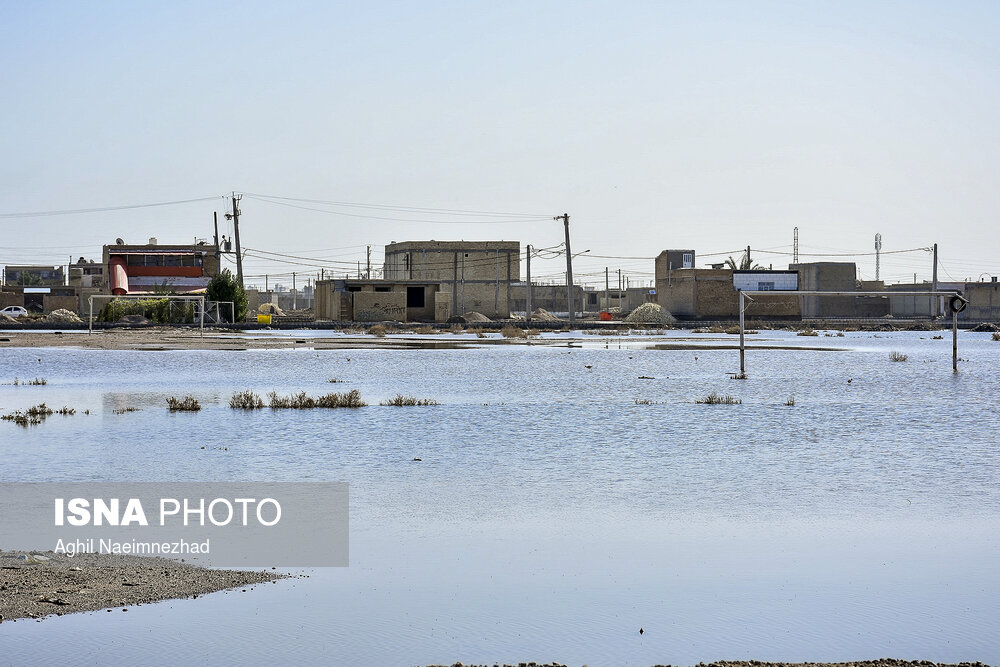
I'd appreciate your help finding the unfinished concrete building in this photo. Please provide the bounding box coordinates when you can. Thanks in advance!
[383,241,520,319]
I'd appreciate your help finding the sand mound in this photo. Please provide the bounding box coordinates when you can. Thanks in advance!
[624,303,675,325]
[46,309,83,323]
[258,303,286,316]
[462,311,491,323]
[970,322,999,332]
[529,308,560,322]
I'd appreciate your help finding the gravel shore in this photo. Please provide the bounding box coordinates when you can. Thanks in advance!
[0,549,286,622]
[426,662,991,667]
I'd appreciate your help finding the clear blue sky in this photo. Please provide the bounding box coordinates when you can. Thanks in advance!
[2,1,998,288]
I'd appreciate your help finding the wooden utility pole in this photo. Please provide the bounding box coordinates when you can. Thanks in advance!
[292,272,297,310]
[366,245,371,279]
[557,213,574,325]
[618,268,622,310]
[932,242,939,317]
[605,267,609,312]
[525,244,532,321]
[231,193,244,287]
[213,212,220,264]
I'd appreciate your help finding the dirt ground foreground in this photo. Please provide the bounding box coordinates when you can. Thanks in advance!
[0,549,286,622]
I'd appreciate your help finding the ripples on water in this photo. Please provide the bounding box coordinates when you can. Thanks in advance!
[1,330,998,665]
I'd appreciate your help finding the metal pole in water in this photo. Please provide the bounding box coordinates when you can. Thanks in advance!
[88,296,93,335]
[953,307,958,373]
[739,290,746,375]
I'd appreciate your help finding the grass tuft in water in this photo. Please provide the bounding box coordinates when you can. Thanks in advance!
[230,390,264,410]
[316,389,366,408]
[380,394,439,407]
[696,392,742,405]
[166,395,202,412]
[368,324,387,338]
[501,324,526,338]
[889,351,909,362]
[785,396,796,406]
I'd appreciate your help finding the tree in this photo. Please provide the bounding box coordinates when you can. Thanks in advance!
[724,249,764,271]
[206,269,248,322]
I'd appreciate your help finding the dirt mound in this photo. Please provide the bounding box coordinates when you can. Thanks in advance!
[529,308,560,322]
[462,311,491,323]
[46,309,83,323]
[0,313,17,324]
[258,303,286,316]
[970,322,999,332]
[624,303,676,325]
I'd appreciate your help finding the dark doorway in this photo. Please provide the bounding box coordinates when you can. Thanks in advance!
[407,286,425,308]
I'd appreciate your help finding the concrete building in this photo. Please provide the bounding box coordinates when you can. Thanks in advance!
[68,258,106,289]
[103,240,219,295]
[656,262,801,320]
[961,280,1000,321]
[511,283,585,317]
[0,285,79,314]
[315,279,449,322]
[2,265,65,287]
[383,241,520,319]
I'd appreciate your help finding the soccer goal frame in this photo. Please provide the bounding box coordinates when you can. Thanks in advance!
[88,294,206,336]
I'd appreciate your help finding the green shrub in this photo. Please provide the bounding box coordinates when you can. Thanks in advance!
[206,269,248,322]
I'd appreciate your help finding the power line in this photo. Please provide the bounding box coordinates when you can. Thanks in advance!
[243,194,549,224]
[243,192,548,218]
[0,196,223,219]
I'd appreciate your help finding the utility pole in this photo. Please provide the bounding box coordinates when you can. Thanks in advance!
[213,212,220,265]
[292,272,297,310]
[366,246,371,279]
[525,244,532,321]
[746,245,751,269]
[231,193,244,287]
[932,242,939,317]
[618,268,622,310]
[874,233,882,281]
[793,227,799,264]
[557,213,574,325]
[605,267,609,312]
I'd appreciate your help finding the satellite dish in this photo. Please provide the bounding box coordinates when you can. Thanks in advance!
[116,238,124,245]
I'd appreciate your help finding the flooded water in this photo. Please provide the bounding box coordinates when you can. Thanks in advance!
[2,329,999,665]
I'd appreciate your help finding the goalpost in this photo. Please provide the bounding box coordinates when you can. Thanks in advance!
[737,290,969,374]
[88,294,206,337]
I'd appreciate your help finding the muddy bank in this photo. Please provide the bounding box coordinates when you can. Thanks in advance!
[0,549,286,622]
[427,662,989,667]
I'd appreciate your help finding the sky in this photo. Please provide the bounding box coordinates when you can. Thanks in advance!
[2,0,998,289]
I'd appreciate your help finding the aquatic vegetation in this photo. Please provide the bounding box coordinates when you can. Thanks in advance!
[368,324,387,338]
[414,326,437,334]
[797,328,819,337]
[889,351,909,362]
[1,403,68,426]
[112,407,140,414]
[379,394,439,407]
[267,391,314,409]
[8,377,47,386]
[992,332,1000,341]
[327,378,345,383]
[696,392,742,405]
[316,389,366,408]
[230,390,264,410]
[166,395,202,412]
[785,396,796,406]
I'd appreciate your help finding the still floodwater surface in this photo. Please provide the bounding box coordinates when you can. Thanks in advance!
[1,329,998,666]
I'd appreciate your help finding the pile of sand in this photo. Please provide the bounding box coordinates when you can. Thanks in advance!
[46,309,83,323]
[624,303,675,325]
[462,311,491,323]
[258,303,286,316]
[529,308,560,322]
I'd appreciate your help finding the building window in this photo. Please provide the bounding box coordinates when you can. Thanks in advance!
[375,286,391,293]
[758,282,775,291]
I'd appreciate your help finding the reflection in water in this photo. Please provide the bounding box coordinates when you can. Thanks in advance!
[1,330,998,665]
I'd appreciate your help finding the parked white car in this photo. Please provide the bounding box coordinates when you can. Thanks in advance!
[1,306,28,318]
